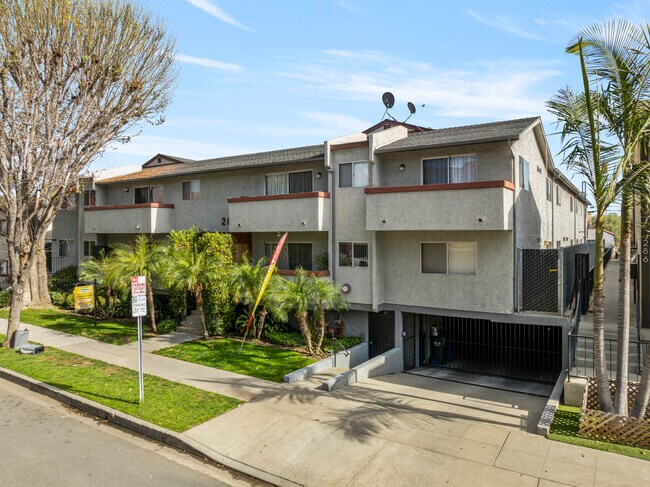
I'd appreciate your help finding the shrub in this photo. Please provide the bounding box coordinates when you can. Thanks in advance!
[0,289,11,308]
[65,293,76,309]
[49,291,70,307]
[156,318,180,335]
[48,265,79,292]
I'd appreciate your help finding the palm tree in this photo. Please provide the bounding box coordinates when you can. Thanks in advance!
[270,268,318,355]
[547,42,629,413]
[106,235,166,333]
[162,245,225,339]
[312,277,348,354]
[79,249,115,317]
[571,20,650,416]
[231,255,273,339]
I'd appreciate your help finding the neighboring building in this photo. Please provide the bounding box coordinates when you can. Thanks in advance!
[51,116,589,382]
[587,228,616,249]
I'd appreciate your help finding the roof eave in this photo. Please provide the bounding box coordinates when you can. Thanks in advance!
[374,135,521,154]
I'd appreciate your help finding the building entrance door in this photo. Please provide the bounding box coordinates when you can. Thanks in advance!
[368,311,395,359]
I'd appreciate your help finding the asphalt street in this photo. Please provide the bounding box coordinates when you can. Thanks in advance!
[0,378,261,487]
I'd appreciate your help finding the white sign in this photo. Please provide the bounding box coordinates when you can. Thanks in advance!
[131,276,147,317]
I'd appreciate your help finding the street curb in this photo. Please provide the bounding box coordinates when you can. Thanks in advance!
[0,366,302,487]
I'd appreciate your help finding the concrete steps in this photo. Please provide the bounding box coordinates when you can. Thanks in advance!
[177,310,203,335]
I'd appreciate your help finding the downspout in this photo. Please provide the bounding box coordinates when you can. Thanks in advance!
[508,140,517,312]
[325,141,336,282]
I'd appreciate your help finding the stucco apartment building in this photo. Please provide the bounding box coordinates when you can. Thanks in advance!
[45,116,588,382]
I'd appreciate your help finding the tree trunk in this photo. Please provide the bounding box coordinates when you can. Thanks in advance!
[593,220,614,413]
[631,343,650,418]
[314,302,326,355]
[23,237,51,307]
[256,307,267,340]
[2,281,25,348]
[196,288,208,339]
[615,188,632,415]
[298,310,314,355]
[146,279,157,334]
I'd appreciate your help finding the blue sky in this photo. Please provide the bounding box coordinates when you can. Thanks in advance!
[98,0,649,199]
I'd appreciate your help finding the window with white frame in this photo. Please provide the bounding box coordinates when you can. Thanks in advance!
[83,240,96,257]
[0,260,7,275]
[265,170,313,195]
[339,242,369,267]
[421,242,477,276]
[546,178,553,201]
[265,242,312,270]
[134,185,164,204]
[519,157,530,190]
[83,189,96,207]
[556,185,562,206]
[339,162,369,188]
[422,155,477,185]
[182,180,200,200]
[58,240,73,257]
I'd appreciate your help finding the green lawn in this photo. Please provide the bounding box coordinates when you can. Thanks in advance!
[0,334,242,432]
[0,308,152,345]
[154,338,316,382]
[548,405,650,461]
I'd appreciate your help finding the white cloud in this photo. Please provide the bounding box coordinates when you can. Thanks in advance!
[175,53,243,73]
[278,51,564,119]
[184,0,254,32]
[467,9,548,41]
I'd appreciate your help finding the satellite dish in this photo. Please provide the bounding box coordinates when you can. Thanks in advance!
[407,102,416,114]
[382,92,395,109]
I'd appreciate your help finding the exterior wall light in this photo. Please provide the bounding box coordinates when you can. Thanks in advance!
[399,164,405,171]
[316,172,322,179]
[124,188,130,192]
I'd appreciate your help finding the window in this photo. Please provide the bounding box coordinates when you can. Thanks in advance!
[58,240,73,257]
[546,178,553,202]
[519,157,530,190]
[134,185,164,204]
[83,240,96,257]
[556,185,562,206]
[339,162,369,188]
[83,190,96,207]
[570,196,574,212]
[339,242,369,267]
[0,260,7,275]
[265,170,313,195]
[182,180,200,200]
[0,219,7,234]
[422,155,477,185]
[265,242,312,270]
[421,242,477,276]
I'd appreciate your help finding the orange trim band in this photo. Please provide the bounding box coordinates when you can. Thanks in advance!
[227,191,330,203]
[364,180,515,194]
[84,203,174,211]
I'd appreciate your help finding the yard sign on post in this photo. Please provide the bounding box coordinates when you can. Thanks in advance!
[131,276,147,403]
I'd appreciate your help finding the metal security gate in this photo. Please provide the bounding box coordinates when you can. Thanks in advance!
[519,248,558,312]
[368,312,395,359]
[419,314,562,383]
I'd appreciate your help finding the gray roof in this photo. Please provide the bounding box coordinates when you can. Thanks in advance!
[375,117,540,153]
[100,144,325,183]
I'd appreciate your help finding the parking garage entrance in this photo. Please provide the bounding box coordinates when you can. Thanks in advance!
[402,313,562,383]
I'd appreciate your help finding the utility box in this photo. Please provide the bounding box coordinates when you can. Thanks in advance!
[10,329,29,350]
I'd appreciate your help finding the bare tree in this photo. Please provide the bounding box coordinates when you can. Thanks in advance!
[0,0,177,347]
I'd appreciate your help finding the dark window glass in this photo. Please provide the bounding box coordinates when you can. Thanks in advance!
[421,243,446,274]
[353,243,369,267]
[423,158,448,185]
[83,190,96,207]
[134,187,150,204]
[289,171,313,193]
[339,242,352,266]
[339,163,353,187]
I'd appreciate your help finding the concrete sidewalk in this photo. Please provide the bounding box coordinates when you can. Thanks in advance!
[2,318,649,486]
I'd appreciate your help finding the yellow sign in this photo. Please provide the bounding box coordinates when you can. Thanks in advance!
[73,285,95,311]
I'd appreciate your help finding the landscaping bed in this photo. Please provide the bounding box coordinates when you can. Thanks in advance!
[549,405,650,461]
[264,330,362,354]
[0,334,242,432]
[0,307,153,345]
[154,337,316,382]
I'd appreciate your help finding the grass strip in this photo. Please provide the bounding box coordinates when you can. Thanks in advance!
[154,338,315,382]
[548,405,650,462]
[0,334,242,432]
[0,308,153,345]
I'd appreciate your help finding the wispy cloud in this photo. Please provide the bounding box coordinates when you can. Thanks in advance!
[467,9,548,41]
[334,0,362,13]
[184,0,254,32]
[175,53,243,73]
[278,50,564,119]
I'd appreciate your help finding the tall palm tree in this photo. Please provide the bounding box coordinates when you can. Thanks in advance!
[162,246,224,339]
[571,20,650,415]
[270,268,318,355]
[79,249,115,317]
[547,42,628,413]
[312,277,348,354]
[106,235,166,333]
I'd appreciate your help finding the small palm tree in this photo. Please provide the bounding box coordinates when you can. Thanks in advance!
[162,246,224,339]
[106,235,166,333]
[312,277,348,354]
[79,249,115,317]
[270,268,318,355]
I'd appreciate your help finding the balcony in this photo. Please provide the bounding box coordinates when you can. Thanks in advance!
[228,192,330,232]
[84,203,175,234]
[365,180,514,231]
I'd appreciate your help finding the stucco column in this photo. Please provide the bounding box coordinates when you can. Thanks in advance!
[394,310,404,373]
